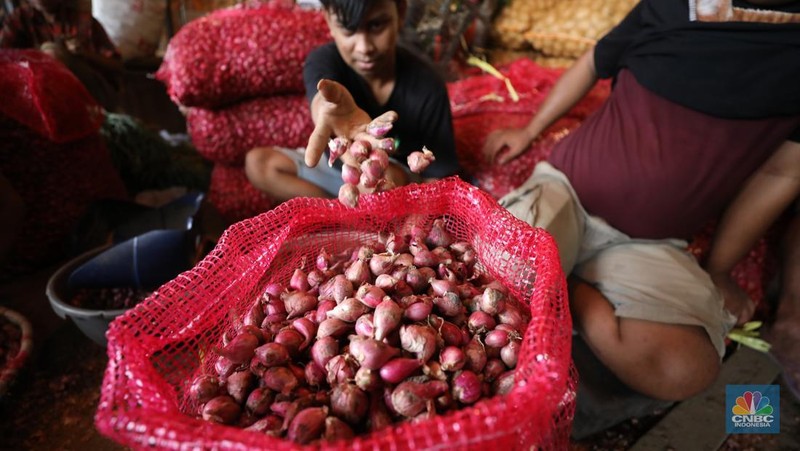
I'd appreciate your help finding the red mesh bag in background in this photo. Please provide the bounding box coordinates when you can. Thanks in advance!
[187,94,313,165]
[447,59,609,199]
[96,178,575,450]
[0,49,104,143]
[207,163,275,223]
[0,123,128,276]
[156,2,330,108]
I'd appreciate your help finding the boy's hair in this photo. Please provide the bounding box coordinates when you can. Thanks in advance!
[320,0,397,32]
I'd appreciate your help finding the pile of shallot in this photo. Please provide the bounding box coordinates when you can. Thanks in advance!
[189,218,527,445]
[335,115,436,208]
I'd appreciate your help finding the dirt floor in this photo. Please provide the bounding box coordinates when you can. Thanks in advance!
[1,262,798,450]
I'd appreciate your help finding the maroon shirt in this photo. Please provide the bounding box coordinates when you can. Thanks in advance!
[548,69,800,240]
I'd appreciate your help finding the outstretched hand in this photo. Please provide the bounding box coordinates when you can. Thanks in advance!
[482,128,535,165]
[305,79,398,168]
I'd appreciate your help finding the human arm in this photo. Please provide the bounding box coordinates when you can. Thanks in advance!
[482,49,599,165]
[304,78,397,168]
[706,139,800,324]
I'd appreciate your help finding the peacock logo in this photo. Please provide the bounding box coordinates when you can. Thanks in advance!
[727,386,779,434]
[732,391,773,416]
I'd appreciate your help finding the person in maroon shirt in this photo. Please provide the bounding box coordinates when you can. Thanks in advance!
[483,0,800,404]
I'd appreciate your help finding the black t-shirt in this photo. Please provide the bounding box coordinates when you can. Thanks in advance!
[594,0,800,128]
[303,42,459,178]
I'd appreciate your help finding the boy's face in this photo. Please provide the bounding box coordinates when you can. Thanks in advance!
[324,0,403,80]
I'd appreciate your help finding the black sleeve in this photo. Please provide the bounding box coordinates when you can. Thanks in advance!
[790,126,800,143]
[594,1,645,79]
[416,84,459,178]
[302,43,344,104]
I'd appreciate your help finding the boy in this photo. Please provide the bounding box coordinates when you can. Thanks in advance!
[245,0,459,203]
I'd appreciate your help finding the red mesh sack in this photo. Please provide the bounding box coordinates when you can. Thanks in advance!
[447,59,610,198]
[0,123,128,276]
[187,94,313,165]
[0,49,104,143]
[96,178,575,450]
[156,2,330,108]
[208,163,275,223]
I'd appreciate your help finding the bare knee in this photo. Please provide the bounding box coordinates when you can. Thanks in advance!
[244,147,293,192]
[615,321,721,401]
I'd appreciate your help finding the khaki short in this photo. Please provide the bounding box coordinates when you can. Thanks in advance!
[500,162,736,358]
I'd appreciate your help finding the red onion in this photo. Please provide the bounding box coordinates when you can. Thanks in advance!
[497,304,525,331]
[373,298,402,341]
[433,292,464,317]
[214,356,237,379]
[317,318,352,339]
[265,298,286,316]
[345,259,370,285]
[226,370,255,404]
[245,387,274,416]
[493,371,516,395]
[429,279,457,297]
[374,274,398,291]
[274,328,304,357]
[284,291,317,319]
[439,346,466,372]
[484,329,510,348]
[202,395,241,424]
[405,267,428,293]
[189,375,221,404]
[348,337,399,370]
[315,300,337,324]
[330,384,368,425]
[399,325,437,362]
[403,299,433,321]
[468,311,497,335]
[287,406,328,445]
[324,416,355,442]
[426,218,453,248]
[394,253,414,267]
[327,297,370,322]
[254,342,290,368]
[464,337,487,373]
[354,313,376,337]
[304,362,327,387]
[328,137,348,165]
[292,317,317,350]
[483,358,506,383]
[354,367,382,392]
[384,232,407,254]
[407,147,435,173]
[244,415,282,435]
[264,283,285,298]
[290,268,310,292]
[480,287,506,316]
[379,358,422,384]
[338,183,359,208]
[321,274,353,303]
[306,269,325,288]
[412,248,437,267]
[243,302,265,328]
[356,284,386,308]
[452,370,482,404]
[326,354,358,386]
[262,366,299,394]
[368,391,394,432]
[423,360,447,381]
[500,340,521,369]
[348,140,370,162]
[341,163,361,185]
[390,380,448,418]
[369,252,397,276]
[311,336,339,369]
[216,331,259,364]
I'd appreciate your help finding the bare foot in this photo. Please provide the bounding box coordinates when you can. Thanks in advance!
[711,273,756,326]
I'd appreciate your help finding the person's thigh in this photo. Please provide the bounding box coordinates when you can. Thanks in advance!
[574,241,735,358]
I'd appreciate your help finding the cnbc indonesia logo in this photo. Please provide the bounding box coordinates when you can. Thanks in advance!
[727,387,779,433]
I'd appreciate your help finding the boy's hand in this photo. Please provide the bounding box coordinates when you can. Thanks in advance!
[305,79,398,168]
